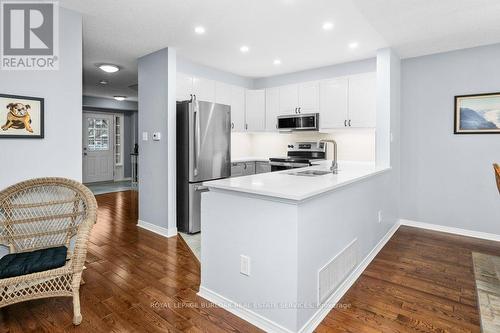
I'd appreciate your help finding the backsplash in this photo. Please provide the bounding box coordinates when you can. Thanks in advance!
[231,129,375,161]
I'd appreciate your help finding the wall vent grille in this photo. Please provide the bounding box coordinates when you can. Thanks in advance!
[318,238,358,304]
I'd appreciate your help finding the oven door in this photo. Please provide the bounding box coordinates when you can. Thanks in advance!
[270,161,310,172]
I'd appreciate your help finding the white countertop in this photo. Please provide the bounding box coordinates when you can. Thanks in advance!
[204,160,390,201]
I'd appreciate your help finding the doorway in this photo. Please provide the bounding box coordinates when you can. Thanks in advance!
[82,112,114,183]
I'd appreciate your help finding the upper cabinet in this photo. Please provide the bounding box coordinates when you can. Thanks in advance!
[319,77,348,129]
[348,72,376,128]
[279,85,299,115]
[192,77,215,102]
[230,86,246,132]
[215,81,232,106]
[245,90,266,131]
[265,87,280,131]
[319,72,376,129]
[176,72,194,101]
[298,81,319,114]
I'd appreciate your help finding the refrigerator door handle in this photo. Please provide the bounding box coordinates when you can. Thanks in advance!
[193,100,200,176]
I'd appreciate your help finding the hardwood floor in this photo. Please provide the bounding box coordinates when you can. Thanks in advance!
[0,191,262,333]
[0,190,498,332]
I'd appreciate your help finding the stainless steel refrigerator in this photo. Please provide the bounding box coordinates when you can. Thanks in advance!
[176,100,231,233]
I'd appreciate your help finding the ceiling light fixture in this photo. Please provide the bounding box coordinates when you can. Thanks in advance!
[240,45,249,53]
[322,22,334,31]
[273,59,281,65]
[349,42,359,49]
[114,96,126,101]
[194,26,205,34]
[98,64,120,73]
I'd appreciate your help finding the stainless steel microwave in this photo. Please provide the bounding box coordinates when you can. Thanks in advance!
[277,113,319,131]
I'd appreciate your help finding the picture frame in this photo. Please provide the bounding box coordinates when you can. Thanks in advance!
[0,94,44,139]
[454,92,500,134]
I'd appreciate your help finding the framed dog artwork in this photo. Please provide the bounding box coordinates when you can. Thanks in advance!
[0,94,44,139]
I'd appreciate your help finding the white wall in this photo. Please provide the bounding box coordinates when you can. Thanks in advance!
[401,44,500,233]
[0,8,82,190]
[231,130,376,162]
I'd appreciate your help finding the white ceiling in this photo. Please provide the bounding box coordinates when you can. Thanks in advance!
[59,0,500,101]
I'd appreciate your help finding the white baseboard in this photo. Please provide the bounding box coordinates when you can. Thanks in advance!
[198,222,401,333]
[298,221,400,333]
[198,286,294,333]
[399,219,500,242]
[137,220,177,238]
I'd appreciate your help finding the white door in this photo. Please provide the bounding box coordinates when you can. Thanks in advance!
[265,87,280,131]
[83,113,114,183]
[193,77,215,102]
[298,81,319,113]
[348,73,377,128]
[245,90,266,131]
[320,78,349,129]
[231,86,246,131]
[279,84,299,115]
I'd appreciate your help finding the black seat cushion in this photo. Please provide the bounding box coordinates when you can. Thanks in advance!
[0,246,68,279]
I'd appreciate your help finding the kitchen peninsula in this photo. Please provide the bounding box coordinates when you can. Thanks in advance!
[198,160,398,333]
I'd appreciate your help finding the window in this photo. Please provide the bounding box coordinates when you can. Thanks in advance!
[115,115,124,166]
[87,118,109,151]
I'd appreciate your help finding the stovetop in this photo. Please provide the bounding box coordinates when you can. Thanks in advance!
[269,141,326,164]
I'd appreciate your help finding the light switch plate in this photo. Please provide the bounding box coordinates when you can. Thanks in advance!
[240,255,251,276]
[142,132,148,141]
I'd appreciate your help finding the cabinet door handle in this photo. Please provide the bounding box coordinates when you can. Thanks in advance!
[298,107,301,114]
[344,120,347,127]
[348,119,351,127]
[244,163,247,170]
[245,123,248,130]
[231,122,234,129]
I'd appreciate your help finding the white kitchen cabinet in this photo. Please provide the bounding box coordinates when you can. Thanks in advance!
[176,72,193,101]
[245,90,266,131]
[348,72,376,128]
[193,77,215,102]
[319,77,348,129]
[231,162,245,177]
[279,85,299,115]
[265,87,280,131]
[215,81,232,106]
[298,81,319,113]
[231,86,245,132]
[231,161,256,177]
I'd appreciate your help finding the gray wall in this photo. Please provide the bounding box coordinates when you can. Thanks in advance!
[0,8,82,189]
[253,58,376,88]
[401,43,500,233]
[138,48,177,234]
[83,96,138,178]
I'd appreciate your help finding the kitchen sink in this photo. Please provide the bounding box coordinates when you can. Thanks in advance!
[288,170,333,176]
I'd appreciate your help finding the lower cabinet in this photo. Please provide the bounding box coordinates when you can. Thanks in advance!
[256,161,271,174]
[231,161,271,177]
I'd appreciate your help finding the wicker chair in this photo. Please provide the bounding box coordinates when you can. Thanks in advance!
[0,178,97,325]
[495,163,500,195]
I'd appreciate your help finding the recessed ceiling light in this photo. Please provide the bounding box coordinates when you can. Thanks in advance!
[273,59,281,65]
[114,96,126,101]
[240,45,249,53]
[322,22,334,31]
[194,26,205,34]
[98,79,108,85]
[99,64,120,73]
[349,42,359,49]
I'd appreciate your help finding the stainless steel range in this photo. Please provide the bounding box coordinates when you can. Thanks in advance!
[269,141,326,172]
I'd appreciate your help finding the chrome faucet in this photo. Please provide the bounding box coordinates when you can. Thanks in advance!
[318,139,338,174]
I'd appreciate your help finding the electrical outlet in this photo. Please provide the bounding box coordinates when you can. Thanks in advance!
[378,210,383,223]
[240,255,251,276]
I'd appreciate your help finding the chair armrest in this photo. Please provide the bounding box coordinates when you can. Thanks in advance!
[69,216,95,273]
